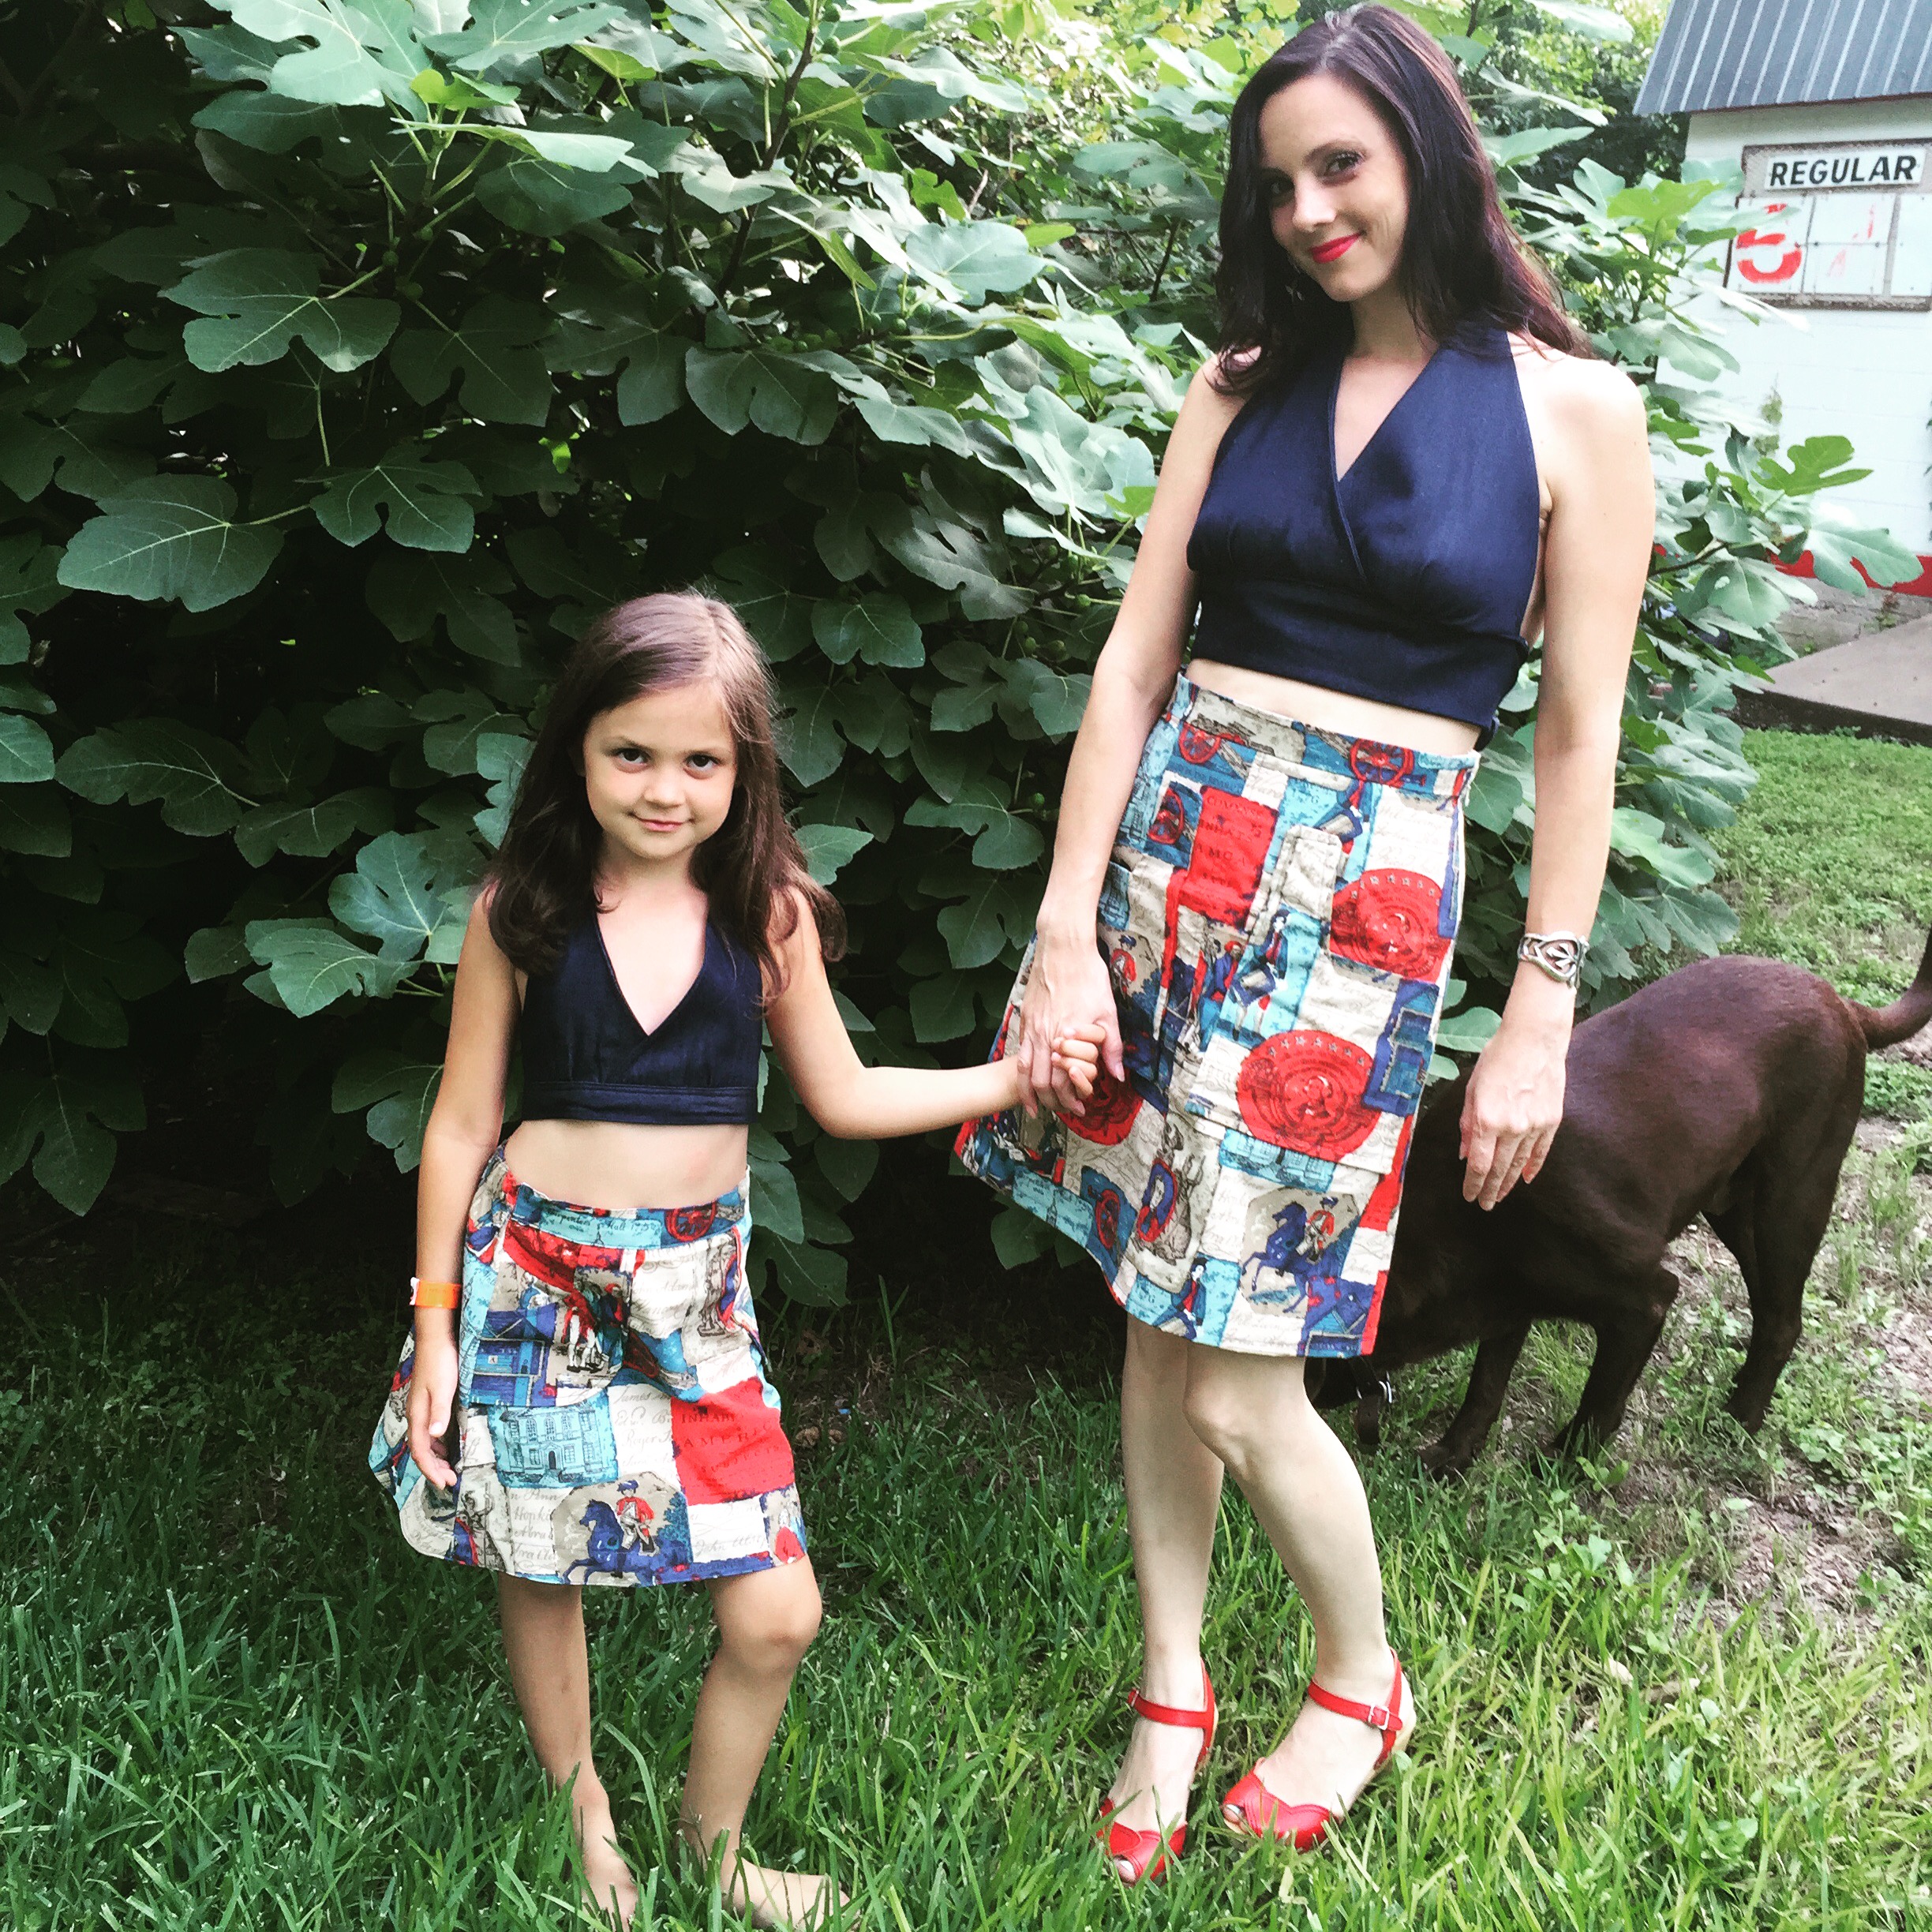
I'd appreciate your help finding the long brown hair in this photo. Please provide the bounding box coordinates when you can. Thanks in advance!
[486,593,845,988]
[1214,4,1586,395]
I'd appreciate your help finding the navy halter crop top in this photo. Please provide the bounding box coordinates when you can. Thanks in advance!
[519,912,762,1126]
[1185,323,1541,741]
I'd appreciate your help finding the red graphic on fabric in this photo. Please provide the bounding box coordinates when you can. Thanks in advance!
[1093,1184,1124,1256]
[1160,863,1185,991]
[504,1218,611,1293]
[1110,946,1139,986]
[672,1380,797,1503]
[1178,721,1241,765]
[1360,1270,1389,1354]
[1328,870,1451,980]
[1067,1062,1141,1145]
[616,1493,655,1526]
[1178,789,1275,927]
[666,1203,719,1242]
[1148,785,1190,851]
[1235,1030,1379,1159]
[773,1526,806,1563]
[1346,740,1415,788]
[1360,1117,1413,1232]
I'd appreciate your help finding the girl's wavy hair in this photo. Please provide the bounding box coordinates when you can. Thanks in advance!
[1213,3,1586,395]
[486,593,845,989]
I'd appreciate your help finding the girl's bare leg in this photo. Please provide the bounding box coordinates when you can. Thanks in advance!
[1179,1348,1413,1818]
[1103,1320,1227,1877]
[682,1558,839,1928]
[496,1574,637,1926]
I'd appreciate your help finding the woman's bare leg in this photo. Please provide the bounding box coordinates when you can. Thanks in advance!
[1103,1319,1226,1875]
[682,1558,839,1928]
[496,1574,637,1925]
[1180,1348,1413,1819]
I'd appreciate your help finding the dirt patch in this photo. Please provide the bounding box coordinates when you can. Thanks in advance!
[1641,1125,1930,1626]
[1878,1305,1932,1407]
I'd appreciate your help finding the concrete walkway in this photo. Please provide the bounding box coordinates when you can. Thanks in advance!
[1736,606,1932,746]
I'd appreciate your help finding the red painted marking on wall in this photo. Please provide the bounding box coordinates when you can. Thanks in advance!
[1778,550,1932,599]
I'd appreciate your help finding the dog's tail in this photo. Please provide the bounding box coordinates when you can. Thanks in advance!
[1855,926,1932,1050]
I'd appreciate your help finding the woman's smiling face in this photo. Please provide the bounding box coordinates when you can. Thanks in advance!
[1257,71,1411,305]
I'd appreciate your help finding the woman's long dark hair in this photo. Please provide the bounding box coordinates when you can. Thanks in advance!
[487,593,845,989]
[1214,3,1586,394]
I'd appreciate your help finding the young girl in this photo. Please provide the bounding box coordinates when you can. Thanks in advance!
[369,593,1098,1929]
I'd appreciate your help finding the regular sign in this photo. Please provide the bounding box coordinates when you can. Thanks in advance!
[1730,141,1932,307]
[1750,145,1926,192]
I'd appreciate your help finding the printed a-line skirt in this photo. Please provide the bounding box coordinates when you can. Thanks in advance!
[369,1149,806,1586]
[957,673,1480,1358]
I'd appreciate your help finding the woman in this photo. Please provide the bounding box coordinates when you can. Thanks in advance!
[955,4,1652,1883]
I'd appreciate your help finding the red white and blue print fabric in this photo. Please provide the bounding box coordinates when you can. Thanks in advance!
[957,675,1478,1358]
[369,1151,806,1585]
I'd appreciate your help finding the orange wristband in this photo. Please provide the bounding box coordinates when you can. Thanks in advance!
[410,1277,461,1309]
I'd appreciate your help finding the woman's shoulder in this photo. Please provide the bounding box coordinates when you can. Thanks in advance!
[1506,331,1645,436]
[1185,348,1260,412]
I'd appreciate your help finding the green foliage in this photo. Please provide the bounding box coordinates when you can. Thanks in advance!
[2,1,1918,1301]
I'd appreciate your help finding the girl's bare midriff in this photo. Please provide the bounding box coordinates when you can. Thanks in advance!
[1185,657,1482,757]
[504,1118,751,1213]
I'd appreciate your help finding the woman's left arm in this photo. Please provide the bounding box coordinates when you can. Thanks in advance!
[1461,359,1653,1210]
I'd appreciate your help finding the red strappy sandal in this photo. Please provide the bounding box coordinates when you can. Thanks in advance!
[1222,1649,1411,1852]
[1095,1664,1218,1885]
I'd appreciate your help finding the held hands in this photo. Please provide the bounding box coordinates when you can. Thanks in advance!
[1036,1023,1108,1117]
[1458,991,1571,1210]
[406,1325,461,1488]
[1011,929,1124,1117]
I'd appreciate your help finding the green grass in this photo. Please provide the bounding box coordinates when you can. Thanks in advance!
[4,1215,1930,1931]
[5,727,1932,1930]
[1713,730,1932,1012]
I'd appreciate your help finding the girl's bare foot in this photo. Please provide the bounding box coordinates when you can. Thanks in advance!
[727,1860,848,1930]
[577,1793,639,1927]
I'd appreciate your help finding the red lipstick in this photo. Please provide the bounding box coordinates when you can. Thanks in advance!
[1310,233,1359,264]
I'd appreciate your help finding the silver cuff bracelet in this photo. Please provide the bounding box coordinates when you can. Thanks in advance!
[1517,930,1589,989]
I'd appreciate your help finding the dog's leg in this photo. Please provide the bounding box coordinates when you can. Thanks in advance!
[1419,1324,1530,1479]
[1352,1372,1393,1452]
[1714,1162,1839,1432]
[1555,1267,1677,1458]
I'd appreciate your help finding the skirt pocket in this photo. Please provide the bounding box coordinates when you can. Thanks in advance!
[468,1216,629,1410]
[621,1222,756,1398]
[1182,819,1447,1187]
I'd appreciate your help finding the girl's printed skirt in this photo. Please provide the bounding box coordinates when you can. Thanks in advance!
[369,1150,806,1586]
[957,673,1479,1359]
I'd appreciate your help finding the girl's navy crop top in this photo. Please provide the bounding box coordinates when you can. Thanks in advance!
[1185,323,1541,743]
[519,912,762,1127]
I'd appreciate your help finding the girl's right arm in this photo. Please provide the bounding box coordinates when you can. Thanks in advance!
[1017,360,1244,1110]
[407,893,519,1489]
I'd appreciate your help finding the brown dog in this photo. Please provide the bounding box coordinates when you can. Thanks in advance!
[1311,932,1932,1476]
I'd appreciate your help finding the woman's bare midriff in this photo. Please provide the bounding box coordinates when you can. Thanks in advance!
[503,1118,750,1212]
[1185,657,1481,756]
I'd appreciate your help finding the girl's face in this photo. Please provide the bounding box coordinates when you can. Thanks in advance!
[581,680,737,872]
[1257,72,1410,306]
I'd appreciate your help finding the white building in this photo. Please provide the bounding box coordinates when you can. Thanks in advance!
[1638,0,1932,590]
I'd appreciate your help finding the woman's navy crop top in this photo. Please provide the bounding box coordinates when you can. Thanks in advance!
[519,912,762,1126]
[1185,322,1541,742]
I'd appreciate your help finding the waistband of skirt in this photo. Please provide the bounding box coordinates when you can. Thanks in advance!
[1168,671,1481,795]
[482,1147,747,1245]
